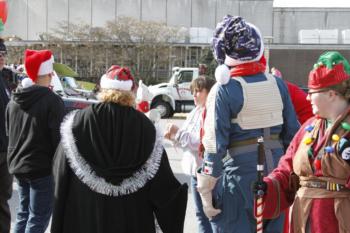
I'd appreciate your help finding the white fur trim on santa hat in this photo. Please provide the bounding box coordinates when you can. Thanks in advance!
[224,23,264,67]
[37,55,54,76]
[215,64,231,85]
[21,77,34,88]
[100,74,133,91]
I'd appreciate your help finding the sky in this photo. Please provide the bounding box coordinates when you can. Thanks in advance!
[273,0,350,8]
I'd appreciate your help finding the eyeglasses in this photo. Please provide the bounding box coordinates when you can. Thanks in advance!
[0,52,7,58]
[307,88,330,95]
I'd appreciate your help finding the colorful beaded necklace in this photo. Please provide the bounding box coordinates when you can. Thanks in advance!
[304,118,350,173]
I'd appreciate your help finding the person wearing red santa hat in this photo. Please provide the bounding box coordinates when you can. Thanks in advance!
[254,51,350,233]
[51,65,187,233]
[136,80,151,113]
[135,80,161,124]
[6,49,65,233]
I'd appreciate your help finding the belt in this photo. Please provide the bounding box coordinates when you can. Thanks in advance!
[229,134,280,148]
[300,180,347,192]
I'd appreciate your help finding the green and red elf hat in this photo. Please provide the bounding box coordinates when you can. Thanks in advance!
[308,51,350,89]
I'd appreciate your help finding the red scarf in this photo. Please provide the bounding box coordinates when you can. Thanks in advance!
[230,55,266,77]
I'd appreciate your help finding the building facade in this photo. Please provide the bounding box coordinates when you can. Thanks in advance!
[2,0,350,84]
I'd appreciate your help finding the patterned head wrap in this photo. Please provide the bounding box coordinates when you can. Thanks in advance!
[211,15,264,66]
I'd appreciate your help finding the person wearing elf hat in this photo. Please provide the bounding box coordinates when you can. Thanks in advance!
[6,49,65,233]
[136,80,152,113]
[51,65,188,233]
[253,51,350,233]
[198,15,299,232]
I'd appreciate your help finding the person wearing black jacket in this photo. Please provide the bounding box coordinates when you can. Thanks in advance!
[0,38,14,233]
[6,49,65,233]
[51,65,188,233]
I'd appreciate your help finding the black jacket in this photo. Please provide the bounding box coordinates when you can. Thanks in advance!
[0,68,12,152]
[51,103,188,233]
[6,85,65,179]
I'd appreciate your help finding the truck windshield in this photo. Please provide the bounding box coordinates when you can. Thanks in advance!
[177,71,193,83]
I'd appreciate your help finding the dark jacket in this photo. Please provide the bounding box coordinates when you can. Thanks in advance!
[6,85,65,179]
[51,103,188,233]
[0,68,12,152]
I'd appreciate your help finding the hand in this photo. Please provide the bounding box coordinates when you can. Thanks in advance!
[164,124,179,140]
[253,180,267,197]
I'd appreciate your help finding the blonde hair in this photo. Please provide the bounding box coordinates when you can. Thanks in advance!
[97,89,135,107]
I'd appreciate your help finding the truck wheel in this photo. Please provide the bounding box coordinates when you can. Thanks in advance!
[152,100,173,118]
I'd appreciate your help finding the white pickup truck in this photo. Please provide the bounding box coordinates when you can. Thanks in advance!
[148,67,199,118]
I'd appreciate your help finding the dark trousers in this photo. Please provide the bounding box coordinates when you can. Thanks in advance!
[0,152,13,233]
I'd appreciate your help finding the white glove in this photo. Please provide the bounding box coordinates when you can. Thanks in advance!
[196,171,221,219]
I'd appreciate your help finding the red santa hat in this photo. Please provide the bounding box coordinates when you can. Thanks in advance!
[100,65,135,91]
[24,49,54,83]
[308,51,350,89]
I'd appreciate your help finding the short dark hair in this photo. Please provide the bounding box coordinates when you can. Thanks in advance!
[190,75,216,94]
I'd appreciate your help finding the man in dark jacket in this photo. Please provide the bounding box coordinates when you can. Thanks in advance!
[0,38,14,233]
[6,49,65,233]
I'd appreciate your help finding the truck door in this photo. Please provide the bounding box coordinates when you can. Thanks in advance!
[176,70,193,100]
